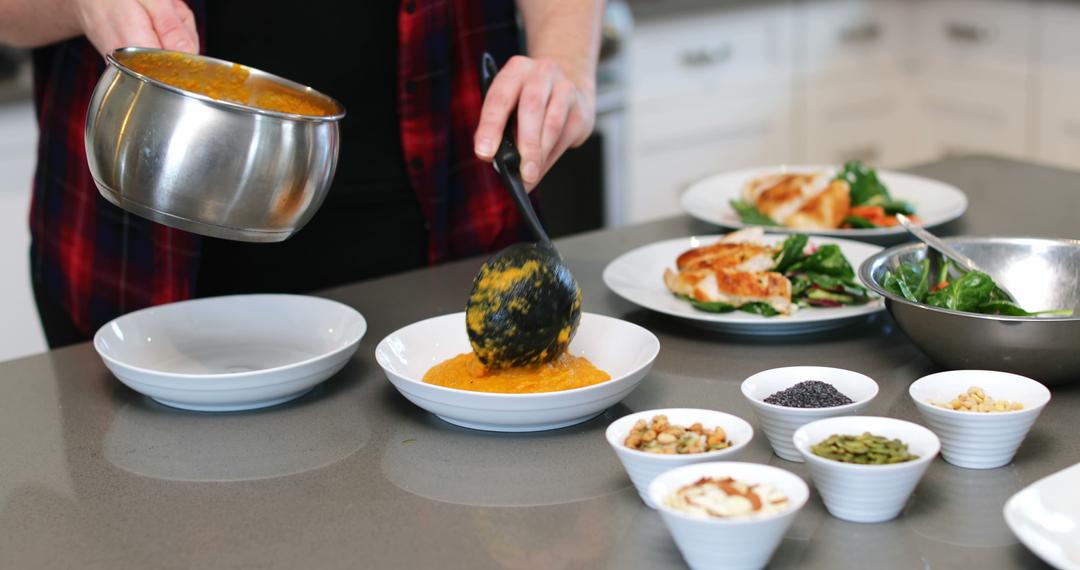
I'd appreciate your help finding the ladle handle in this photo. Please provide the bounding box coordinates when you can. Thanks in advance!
[480,53,552,245]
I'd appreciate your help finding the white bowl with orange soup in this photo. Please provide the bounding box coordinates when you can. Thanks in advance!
[375,312,660,432]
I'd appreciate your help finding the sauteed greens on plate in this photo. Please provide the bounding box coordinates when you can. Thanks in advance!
[882,258,1073,317]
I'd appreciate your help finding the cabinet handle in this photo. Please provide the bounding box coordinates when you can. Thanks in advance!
[945,21,989,44]
[680,44,734,68]
[839,22,882,45]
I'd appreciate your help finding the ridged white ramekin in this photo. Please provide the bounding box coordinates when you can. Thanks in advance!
[606,408,754,507]
[909,370,1051,469]
[793,415,940,523]
[741,367,879,462]
[648,462,809,570]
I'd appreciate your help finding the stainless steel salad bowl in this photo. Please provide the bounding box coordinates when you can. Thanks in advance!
[859,237,1080,386]
[85,47,345,242]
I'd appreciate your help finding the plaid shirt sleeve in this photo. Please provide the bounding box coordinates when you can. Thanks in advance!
[30,0,526,335]
[398,0,528,263]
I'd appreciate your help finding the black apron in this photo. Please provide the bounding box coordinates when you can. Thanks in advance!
[196,1,427,296]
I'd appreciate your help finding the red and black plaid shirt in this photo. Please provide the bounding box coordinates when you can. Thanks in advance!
[30,0,526,335]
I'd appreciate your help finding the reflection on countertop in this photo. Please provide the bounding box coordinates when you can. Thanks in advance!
[104,381,370,482]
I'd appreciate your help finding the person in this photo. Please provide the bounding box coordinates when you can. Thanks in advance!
[0,0,602,348]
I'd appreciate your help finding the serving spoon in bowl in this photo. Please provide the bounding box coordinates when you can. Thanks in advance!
[895,213,1018,302]
[464,54,581,369]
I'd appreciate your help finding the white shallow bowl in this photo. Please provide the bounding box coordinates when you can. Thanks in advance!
[793,416,940,523]
[648,462,809,570]
[910,370,1051,470]
[375,312,660,432]
[1004,462,1080,570]
[741,367,879,462]
[94,294,366,412]
[606,408,754,508]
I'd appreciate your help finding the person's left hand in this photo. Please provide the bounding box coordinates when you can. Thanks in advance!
[474,56,596,191]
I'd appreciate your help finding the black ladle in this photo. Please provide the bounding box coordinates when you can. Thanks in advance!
[464,53,581,369]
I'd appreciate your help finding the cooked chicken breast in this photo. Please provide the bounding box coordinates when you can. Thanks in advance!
[664,267,793,315]
[784,179,851,230]
[675,242,777,273]
[743,172,827,223]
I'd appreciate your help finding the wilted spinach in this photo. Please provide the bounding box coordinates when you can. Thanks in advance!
[730,200,777,226]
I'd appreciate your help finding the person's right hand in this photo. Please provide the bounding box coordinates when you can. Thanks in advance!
[73,0,199,56]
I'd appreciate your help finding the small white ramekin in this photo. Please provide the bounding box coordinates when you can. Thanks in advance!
[909,370,1051,470]
[648,461,809,570]
[793,415,940,523]
[606,408,754,508]
[741,366,879,462]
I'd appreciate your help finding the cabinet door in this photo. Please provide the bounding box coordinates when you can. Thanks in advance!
[801,73,928,168]
[913,0,1031,83]
[800,0,912,80]
[628,94,791,223]
[1034,1,1080,170]
[1037,74,1080,170]
[916,76,1028,160]
[629,2,794,104]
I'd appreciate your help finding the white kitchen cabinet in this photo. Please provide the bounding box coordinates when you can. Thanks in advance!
[626,2,795,222]
[798,0,914,81]
[912,0,1032,83]
[1036,73,1080,169]
[1033,1,1080,169]
[916,75,1029,160]
[629,2,795,105]
[800,72,929,167]
[629,93,791,222]
[622,0,1078,225]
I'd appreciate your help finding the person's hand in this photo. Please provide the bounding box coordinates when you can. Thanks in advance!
[474,56,596,191]
[73,0,199,56]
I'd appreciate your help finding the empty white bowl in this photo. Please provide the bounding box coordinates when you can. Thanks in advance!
[909,370,1051,469]
[741,366,879,461]
[94,294,366,411]
[375,312,659,432]
[648,462,809,570]
[606,408,754,508]
[793,416,940,523]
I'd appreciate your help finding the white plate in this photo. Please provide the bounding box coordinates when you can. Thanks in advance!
[375,312,659,432]
[1004,462,1080,570]
[681,165,969,239]
[602,234,885,335]
[94,294,366,412]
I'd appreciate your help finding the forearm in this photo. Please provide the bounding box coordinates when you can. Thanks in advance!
[516,0,604,98]
[0,0,81,48]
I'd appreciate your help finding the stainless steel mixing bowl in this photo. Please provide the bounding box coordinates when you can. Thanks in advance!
[859,237,1080,386]
[85,47,345,242]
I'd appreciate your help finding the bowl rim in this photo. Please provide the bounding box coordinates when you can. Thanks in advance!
[792,415,941,471]
[648,461,810,525]
[375,311,661,400]
[605,408,755,462]
[93,293,366,382]
[908,370,1052,417]
[107,47,347,122]
[740,366,879,414]
[858,236,1080,323]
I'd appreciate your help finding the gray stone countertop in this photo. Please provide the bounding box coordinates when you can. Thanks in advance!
[1,155,1078,569]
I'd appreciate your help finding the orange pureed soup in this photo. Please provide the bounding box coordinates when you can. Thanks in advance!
[423,352,610,394]
[117,51,337,116]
